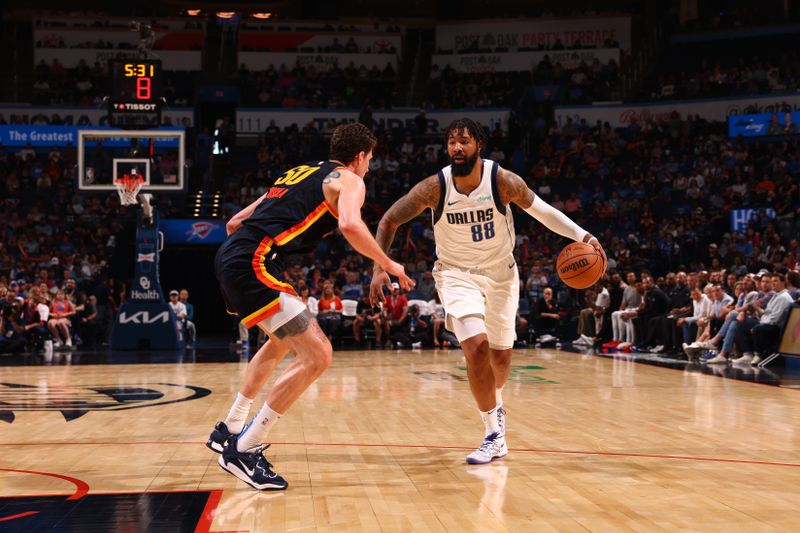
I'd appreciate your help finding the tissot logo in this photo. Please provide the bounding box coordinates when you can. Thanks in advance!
[119,310,170,324]
[0,382,211,423]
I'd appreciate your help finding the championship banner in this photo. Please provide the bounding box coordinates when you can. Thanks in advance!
[35,49,201,70]
[0,105,194,127]
[236,108,511,134]
[238,31,401,55]
[238,51,397,72]
[432,48,619,73]
[555,93,800,128]
[436,16,631,52]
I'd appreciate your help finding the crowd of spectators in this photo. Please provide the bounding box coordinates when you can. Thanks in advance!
[237,62,398,108]
[217,108,799,351]
[3,75,800,354]
[578,268,800,367]
[640,52,800,101]
[427,53,621,108]
[241,35,398,54]
[436,36,620,55]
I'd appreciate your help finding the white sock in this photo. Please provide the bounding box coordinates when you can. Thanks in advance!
[495,387,504,409]
[236,403,282,452]
[223,393,253,434]
[480,407,501,437]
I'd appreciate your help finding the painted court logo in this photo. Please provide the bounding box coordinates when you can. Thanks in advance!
[0,382,210,423]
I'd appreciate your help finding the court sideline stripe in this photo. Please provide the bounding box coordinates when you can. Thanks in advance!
[1,441,799,468]
[194,489,223,533]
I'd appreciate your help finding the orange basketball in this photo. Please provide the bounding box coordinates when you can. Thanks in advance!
[556,242,605,289]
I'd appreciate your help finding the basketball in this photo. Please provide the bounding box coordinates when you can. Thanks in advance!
[557,242,605,289]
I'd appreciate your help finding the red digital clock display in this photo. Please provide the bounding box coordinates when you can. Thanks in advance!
[108,59,162,128]
[110,59,161,103]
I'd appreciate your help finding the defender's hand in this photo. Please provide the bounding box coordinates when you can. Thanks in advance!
[369,270,392,306]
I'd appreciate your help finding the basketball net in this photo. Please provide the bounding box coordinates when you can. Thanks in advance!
[115,172,145,206]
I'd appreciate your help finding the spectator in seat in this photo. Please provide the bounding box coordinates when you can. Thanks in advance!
[415,271,437,301]
[353,292,382,346]
[167,290,189,344]
[78,294,100,348]
[299,285,319,317]
[22,287,50,350]
[535,287,561,339]
[381,281,408,348]
[632,273,671,351]
[574,282,609,345]
[713,273,795,365]
[317,282,343,342]
[179,289,197,345]
[0,302,26,353]
[48,290,75,349]
[607,272,640,351]
[678,286,712,355]
[653,271,692,354]
[395,303,429,349]
[341,272,363,299]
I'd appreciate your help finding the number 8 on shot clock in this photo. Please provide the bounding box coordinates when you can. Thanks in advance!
[108,59,162,129]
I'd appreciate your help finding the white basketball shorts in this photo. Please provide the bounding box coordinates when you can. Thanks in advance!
[432,255,519,349]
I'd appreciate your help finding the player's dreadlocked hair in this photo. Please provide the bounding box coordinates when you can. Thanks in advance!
[444,118,488,147]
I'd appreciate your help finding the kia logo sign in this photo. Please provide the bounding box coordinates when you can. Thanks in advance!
[118,311,170,324]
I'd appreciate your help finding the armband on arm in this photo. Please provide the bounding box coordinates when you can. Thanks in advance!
[522,195,589,243]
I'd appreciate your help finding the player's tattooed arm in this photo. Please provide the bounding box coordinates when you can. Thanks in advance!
[496,167,536,209]
[373,175,440,272]
[322,170,340,184]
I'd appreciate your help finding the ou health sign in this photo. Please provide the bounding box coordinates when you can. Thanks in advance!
[729,208,776,233]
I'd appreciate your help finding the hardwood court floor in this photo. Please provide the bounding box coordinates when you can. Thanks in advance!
[2,347,800,531]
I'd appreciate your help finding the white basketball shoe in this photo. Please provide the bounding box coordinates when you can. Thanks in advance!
[466,432,508,464]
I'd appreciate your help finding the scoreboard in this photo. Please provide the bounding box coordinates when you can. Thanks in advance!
[108,59,162,128]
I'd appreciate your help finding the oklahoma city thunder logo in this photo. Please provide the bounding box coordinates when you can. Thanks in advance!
[186,221,218,240]
[0,382,210,423]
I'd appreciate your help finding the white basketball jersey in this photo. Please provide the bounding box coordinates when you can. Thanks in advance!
[432,159,515,269]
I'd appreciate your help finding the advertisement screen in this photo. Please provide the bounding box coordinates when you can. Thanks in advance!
[728,111,800,137]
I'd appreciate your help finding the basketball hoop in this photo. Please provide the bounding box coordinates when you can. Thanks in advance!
[115,175,145,206]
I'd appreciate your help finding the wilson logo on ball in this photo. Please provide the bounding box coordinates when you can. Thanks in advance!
[560,258,590,274]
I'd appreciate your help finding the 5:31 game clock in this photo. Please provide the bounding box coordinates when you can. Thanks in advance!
[108,59,163,128]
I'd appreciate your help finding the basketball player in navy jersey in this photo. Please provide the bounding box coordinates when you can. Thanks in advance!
[210,123,414,490]
[370,118,604,464]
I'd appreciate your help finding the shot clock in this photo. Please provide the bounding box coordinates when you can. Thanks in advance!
[108,59,163,128]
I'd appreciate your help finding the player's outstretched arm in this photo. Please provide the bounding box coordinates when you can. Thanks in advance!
[336,170,415,291]
[369,175,440,305]
[497,167,605,258]
[226,191,269,236]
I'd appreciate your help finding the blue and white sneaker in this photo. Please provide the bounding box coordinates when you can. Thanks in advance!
[218,438,288,491]
[700,350,717,362]
[466,432,508,464]
[206,421,236,453]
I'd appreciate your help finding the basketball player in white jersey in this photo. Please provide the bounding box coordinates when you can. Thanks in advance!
[370,118,604,464]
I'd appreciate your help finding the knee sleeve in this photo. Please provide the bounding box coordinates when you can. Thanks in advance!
[451,314,487,343]
[271,309,313,339]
